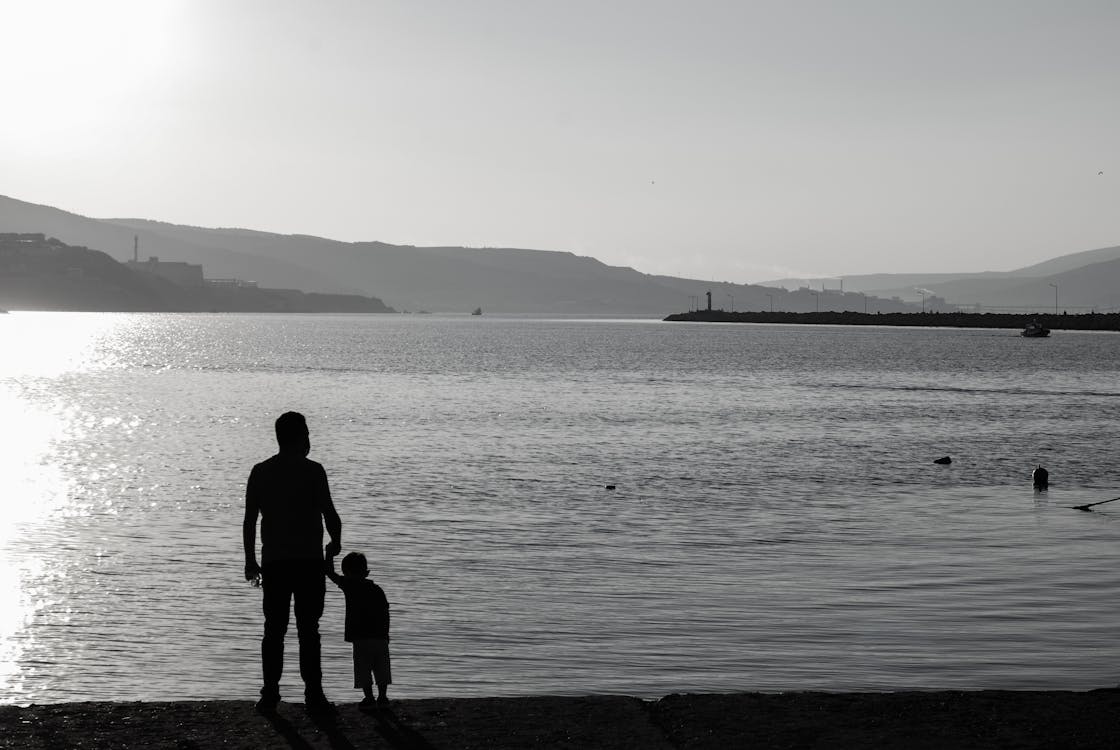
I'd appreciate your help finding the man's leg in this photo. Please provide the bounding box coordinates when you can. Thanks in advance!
[260,563,294,706]
[293,563,327,703]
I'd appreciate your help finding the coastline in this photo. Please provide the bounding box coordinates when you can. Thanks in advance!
[3,689,1120,749]
[663,310,1120,331]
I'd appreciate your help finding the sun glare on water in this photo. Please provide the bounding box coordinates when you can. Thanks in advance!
[0,312,135,701]
[0,377,70,702]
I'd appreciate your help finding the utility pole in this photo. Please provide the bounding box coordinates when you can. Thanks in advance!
[1049,283,1058,315]
[766,293,773,313]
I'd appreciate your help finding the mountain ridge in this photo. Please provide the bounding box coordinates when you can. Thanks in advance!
[0,232,393,313]
[759,243,1120,312]
[11,194,1117,314]
[2,195,931,314]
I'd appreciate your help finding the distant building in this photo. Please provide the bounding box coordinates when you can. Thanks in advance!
[126,256,205,287]
[0,233,66,258]
[205,278,258,289]
[0,232,46,243]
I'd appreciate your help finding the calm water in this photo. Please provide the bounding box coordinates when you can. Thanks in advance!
[1,312,1119,704]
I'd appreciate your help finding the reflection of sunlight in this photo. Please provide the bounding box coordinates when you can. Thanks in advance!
[0,312,132,378]
[0,387,68,543]
[0,389,64,704]
[0,312,113,702]
[0,559,43,703]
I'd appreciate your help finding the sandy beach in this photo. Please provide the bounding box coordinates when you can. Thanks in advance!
[3,689,1119,749]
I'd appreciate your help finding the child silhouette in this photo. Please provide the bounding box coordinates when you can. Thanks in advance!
[325,550,392,708]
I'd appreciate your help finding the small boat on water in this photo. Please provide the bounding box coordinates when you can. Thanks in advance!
[1021,321,1050,337]
[471,307,482,316]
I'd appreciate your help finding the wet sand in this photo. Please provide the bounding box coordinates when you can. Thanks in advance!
[2,689,1119,749]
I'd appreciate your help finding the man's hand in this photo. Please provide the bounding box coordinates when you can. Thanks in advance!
[245,560,261,581]
[325,540,341,558]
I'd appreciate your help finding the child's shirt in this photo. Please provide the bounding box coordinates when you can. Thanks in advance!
[328,574,390,641]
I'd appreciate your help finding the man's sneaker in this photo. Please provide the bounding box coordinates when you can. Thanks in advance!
[255,692,280,714]
[359,696,376,711]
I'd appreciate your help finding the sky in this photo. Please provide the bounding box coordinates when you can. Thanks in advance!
[2,0,1118,283]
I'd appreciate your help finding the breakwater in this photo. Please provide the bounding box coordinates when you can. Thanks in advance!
[664,310,1120,331]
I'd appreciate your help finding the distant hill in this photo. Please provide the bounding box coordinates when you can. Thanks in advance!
[957,255,1120,311]
[0,196,353,294]
[0,233,185,311]
[97,225,936,314]
[1,195,929,314]
[0,233,394,313]
[7,193,1118,314]
[110,217,812,314]
[760,271,1016,294]
[1010,244,1120,277]
[762,243,1120,312]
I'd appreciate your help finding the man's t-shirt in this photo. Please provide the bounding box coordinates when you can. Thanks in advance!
[248,454,335,564]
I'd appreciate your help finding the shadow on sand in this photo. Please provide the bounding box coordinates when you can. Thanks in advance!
[260,704,435,750]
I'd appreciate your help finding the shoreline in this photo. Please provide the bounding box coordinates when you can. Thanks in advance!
[663,310,1120,331]
[4,689,1120,749]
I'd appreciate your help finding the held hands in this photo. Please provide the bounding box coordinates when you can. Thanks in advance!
[325,540,341,558]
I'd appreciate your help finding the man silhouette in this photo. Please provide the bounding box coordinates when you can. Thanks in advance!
[243,411,342,713]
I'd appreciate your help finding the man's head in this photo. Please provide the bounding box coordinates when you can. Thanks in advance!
[275,411,310,456]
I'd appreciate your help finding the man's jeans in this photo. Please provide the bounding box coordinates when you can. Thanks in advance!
[260,560,325,696]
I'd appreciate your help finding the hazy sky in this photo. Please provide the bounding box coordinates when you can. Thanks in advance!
[3,0,1118,282]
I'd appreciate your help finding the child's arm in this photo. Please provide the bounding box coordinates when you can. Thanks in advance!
[324,549,343,586]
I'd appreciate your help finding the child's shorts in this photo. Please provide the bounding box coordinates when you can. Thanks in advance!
[352,638,391,688]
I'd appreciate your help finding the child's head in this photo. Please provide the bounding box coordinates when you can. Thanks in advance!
[340,551,369,578]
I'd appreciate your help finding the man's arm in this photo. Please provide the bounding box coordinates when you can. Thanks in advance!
[320,465,342,557]
[243,468,261,581]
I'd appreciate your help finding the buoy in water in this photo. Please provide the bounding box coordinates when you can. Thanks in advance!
[1033,465,1049,490]
[933,456,952,465]
[605,485,616,490]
